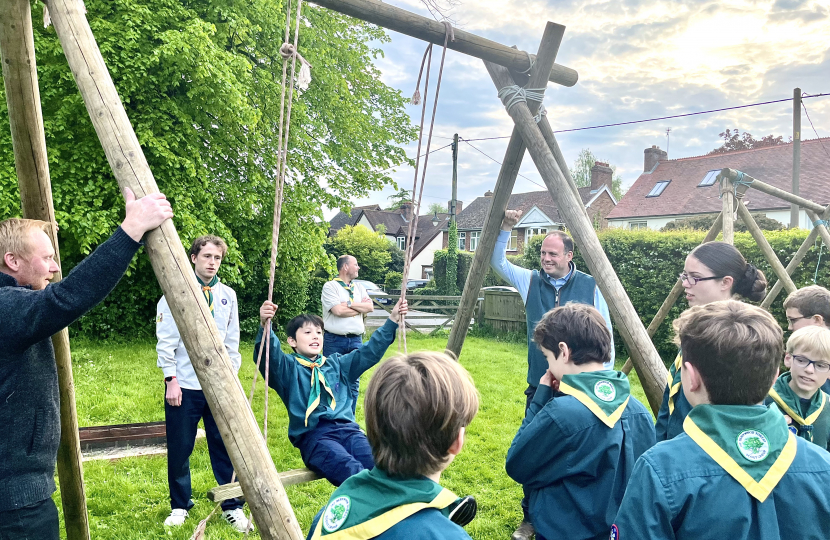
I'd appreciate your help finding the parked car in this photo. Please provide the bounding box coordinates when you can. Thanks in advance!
[480,286,519,293]
[354,279,391,305]
[406,279,430,290]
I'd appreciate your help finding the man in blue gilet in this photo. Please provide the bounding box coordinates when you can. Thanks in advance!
[490,209,614,540]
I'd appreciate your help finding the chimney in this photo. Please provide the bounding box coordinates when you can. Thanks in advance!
[644,145,668,173]
[398,201,413,222]
[590,161,613,191]
[484,190,493,197]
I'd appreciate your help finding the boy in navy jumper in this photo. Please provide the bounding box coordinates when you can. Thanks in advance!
[308,351,479,540]
[613,301,830,540]
[256,298,406,486]
[506,303,655,540]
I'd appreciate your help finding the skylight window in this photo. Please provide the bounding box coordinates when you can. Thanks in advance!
[646,180,670,198]
[699,170,720,187]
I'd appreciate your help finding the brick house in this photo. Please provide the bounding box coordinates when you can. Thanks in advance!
[443,162,618,255]
[328,202,451,280]
[607,138,830,230]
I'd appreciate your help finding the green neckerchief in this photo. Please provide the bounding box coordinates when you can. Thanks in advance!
[334,278,355,301]
[292,353,336,425]
[195,274,219,317]
[768,372,826,442]
[667,351,683,415]
[310,468,458,540]
[683,404,797,502]
[559,370,631,428]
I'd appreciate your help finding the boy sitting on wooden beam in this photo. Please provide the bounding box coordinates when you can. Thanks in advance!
[256,298,406,486]
[613,301,830,539]
[506,303,656,540]
[308,351,479,539]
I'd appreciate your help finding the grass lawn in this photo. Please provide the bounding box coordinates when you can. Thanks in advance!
[58,333,650,539]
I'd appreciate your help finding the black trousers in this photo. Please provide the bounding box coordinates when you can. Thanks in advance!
[521,384,538,522]
[0,498,59,540]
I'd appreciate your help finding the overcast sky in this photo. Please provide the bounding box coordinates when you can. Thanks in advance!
[322,0,830,219]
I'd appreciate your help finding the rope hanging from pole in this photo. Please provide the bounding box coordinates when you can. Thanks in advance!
[398,21,454,352]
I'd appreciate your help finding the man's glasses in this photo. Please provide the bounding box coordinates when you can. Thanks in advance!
[790,354,830,373]
[678,273,722,286]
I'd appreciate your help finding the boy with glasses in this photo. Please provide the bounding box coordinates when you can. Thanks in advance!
[783,285,830,394]
[765,325,830,450]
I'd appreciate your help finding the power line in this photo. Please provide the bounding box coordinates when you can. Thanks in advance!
[801,99,830,160]
[460,138,547,190]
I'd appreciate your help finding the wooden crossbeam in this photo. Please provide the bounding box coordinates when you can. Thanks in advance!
[208,469,321,504]
[312,0,577,88]
[720,168,826,215]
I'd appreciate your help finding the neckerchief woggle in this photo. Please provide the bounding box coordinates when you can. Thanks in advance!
[311,468,459,540]
[667,352,683,414]
[683,404,796,502]
[196,274,219,317]
[334,278,355,301]
[768,371,827,442]
[559,370,631,428]
[293,353,337,425]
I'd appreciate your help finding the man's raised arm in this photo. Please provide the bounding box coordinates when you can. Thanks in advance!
[490,209,532,304]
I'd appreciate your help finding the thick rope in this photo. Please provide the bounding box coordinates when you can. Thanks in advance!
[399,22,454,352]
[496,86,547,122]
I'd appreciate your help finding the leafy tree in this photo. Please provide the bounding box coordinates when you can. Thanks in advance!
[0,0,415,336]
[385,188,412,210]
[326,225,392,285]
[569,148,625,201]
[445,221,459,295]
[427,202,447,216]
[708,129,789,155]
[661,213,785,232]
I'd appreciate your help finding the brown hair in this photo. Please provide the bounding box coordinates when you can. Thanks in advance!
[689,242,767,302]
[543,230,574,253]
[336,254,354,272]
[674,300,781,405]
[0,218,54,270]
[189,235,227,259]
[783,285,830,326]
[365,351,479,477]
[533,303,611,365]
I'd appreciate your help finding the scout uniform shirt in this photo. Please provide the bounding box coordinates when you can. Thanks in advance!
[612,404,830,540]
[506,370,656,540]
[253,318,398,445]
[307,468,471,540]
[765,372,830,450]
[322,279,369,336]
[655,351,691,441]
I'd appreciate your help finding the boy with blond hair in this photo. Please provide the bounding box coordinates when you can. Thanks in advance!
[783,285,830,394]
[765,325,830,450]
[506,303,655,540]
[307,351,479,539]
[613,301,830,540]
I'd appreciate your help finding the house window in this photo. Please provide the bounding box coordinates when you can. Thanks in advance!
[457,232,466,250]
[646,180,670,197]
[525,227,548,245]
[508,229,518,251]
[470,231,480,252]
[629,221,648,230]
[422,266,433,279]
[699,170,720,187]
[397,236,406,250]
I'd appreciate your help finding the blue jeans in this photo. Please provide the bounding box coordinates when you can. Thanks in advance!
[322,332,363,415]
[165,387,243,511]
[0,498,58,540]
[295,419,374,486]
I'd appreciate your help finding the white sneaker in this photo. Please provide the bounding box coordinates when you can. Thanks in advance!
[164,508,188,526]
[223,508,255,533]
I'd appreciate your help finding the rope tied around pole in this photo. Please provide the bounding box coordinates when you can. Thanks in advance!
[517,50,535,75]
[719,170,753,200]
[814,219,828,228]
[815,240,825,284]
[496,86,547,122]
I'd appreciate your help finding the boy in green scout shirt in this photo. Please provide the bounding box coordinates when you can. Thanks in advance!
[506,303,656,540]
[307,351,479,540]
[765,325,830,450]
[613,300,830,540]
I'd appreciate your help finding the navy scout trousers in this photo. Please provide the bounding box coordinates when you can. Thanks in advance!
[295,418,374,486]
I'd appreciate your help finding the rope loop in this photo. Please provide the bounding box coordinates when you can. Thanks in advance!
[497,85,547,115]
[718,170,753,200]
[517,50,535,75]
[814,219,828,228]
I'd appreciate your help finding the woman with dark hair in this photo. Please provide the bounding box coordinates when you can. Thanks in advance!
[655,241,768,441]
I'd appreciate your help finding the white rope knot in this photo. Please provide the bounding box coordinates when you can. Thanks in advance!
[497,85,546,116]
[279,43,313,91]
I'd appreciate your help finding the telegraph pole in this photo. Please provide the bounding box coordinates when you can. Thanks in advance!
[451,133,459,222]
[791,88,801,228]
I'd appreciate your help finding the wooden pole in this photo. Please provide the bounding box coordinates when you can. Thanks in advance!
[761,227,819,309]
[791,88,802,228]
[736,201,797,294]
[312,0,578,88]
[0,2,90,538]
[721,168,826,215]
[446,22,564,358]
[484,60,667,412]
[536,118,591,218]
[720,175,735,244]
[43,2,302,538]
[805,210,830,251]
[621,212,723,375]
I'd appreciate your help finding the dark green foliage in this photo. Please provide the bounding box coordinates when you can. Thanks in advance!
[445,222,459,295]
[661,213,784,232]
[433,249,474,294]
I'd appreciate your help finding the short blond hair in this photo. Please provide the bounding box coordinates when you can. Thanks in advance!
[787,325,830,360]
[365,351,479,477]
[0,218,53,270]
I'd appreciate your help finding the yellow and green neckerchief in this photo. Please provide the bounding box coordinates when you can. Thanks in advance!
[768,372,826,442]
[196,274,219,317]
[334,278,355,301]
[311,468,458,540]
[667,352,683,415]
[559,370,631,428]
[293,353,336,425]
[683,404,796,502]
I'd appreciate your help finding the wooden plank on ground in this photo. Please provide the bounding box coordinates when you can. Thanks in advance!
[208,469,321,503]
